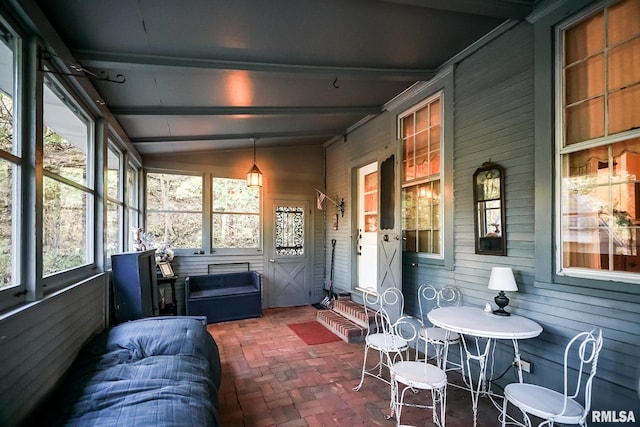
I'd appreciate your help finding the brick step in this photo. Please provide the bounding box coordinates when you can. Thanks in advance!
[332,299,375,328]
[316,308,367,344]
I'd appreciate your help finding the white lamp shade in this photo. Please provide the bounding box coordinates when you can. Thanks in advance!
[487,267,518,292]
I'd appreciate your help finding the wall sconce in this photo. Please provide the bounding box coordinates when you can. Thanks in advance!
[487,267,518,316]
[246,138,263,187]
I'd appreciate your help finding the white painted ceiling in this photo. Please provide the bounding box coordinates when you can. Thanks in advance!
[34,0,537,155]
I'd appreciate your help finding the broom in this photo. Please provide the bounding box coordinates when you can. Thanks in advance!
[321,239,337,308]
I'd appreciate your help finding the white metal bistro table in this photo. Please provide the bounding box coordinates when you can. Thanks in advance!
[428,306,542,427]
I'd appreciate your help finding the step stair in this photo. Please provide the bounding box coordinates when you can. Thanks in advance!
[316,299,374,343]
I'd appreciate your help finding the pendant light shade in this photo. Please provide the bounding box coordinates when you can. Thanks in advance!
[247,138,263,187]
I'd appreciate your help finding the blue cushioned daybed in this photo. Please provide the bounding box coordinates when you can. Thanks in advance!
[30,316,222,427]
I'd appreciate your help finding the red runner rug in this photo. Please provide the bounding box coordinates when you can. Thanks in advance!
[287,321,341,345]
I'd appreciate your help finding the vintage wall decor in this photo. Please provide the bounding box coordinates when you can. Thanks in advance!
[473,162,506,255]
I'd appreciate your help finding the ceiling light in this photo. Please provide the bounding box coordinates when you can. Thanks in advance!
[246,138,263,187]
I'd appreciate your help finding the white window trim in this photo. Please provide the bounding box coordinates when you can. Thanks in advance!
[554,0,640,284]
[211,177,262,254]
[145,170,205,253]
[399,90,445,259]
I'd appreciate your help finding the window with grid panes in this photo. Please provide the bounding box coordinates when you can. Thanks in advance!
[212,177,261,249]
[146,172,203,250]
[127,163,140,250]
[42,76,95,276]
[558,0,640,278]
[0,26,19,291]
[400,93,442,255]
[105,143,122,258]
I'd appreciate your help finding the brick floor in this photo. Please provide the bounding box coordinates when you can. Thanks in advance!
[207,305,506,427]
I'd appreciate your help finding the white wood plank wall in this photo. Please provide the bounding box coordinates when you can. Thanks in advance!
[0,274,106,425]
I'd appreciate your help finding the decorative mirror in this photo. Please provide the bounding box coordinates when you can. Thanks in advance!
[473,162,506,255]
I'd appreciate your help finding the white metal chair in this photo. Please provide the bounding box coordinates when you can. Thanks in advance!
[353,288,409,391]
[418,283,465,375]
[384,314,448,427]
[501,328,604,427]
[380,286,406,324]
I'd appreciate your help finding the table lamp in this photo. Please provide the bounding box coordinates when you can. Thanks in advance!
[487,267,518,316]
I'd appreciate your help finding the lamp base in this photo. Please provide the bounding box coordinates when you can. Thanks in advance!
[493,291,511,316]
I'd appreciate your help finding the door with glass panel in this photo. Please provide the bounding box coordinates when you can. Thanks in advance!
[266,200,311,307]
[357,163,378,292]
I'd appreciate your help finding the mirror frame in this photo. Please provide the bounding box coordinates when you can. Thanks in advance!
[473,162,506,256]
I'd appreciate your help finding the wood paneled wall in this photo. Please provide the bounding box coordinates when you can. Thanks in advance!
[0,275,106,425]
[324,16,639,415]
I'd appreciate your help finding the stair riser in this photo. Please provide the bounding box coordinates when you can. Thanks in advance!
[316,309,367,344]
[332,300,375,328]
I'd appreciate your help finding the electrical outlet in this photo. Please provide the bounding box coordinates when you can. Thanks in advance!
[519,359,532,374]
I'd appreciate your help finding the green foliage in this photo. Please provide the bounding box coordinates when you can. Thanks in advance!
[145,175,261,249]
[0,92,13,152]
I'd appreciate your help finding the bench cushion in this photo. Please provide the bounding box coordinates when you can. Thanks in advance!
[189,285,259,299]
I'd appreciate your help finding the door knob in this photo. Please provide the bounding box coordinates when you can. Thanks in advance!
[269,259,275,263]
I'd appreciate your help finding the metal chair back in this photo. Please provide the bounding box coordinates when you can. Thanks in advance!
[380,287,405,324]
[564,328,604,422]
[418,284,461,324]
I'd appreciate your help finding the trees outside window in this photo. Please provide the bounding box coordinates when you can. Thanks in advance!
[0,32,17,289]
[146,172,203,250]
[127,163,141,250]
[212,177,260,249]
[42,78,94,276]
[144,174,261,254]
[106,143,122,258]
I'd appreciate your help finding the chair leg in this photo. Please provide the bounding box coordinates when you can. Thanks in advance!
[352,345,370,391]
[377,350,385,377]
[440,387,447,427]
[457,342,465,377]
[396,383,408,427]
[502,398,536,427]
[385,376,399,423]
[432,387,447,427]
[501,395,508,427]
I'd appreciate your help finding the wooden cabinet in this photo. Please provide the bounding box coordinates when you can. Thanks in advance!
[111,250,159,324]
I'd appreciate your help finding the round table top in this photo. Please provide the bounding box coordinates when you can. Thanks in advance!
[427,306,543,339]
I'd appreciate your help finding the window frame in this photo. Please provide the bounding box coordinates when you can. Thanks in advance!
[40,73,96,284]
[105,141,123,259]
[211,176,262,254]
[399,91,444,259]
[0,21,22,305]
[144,169,205,253]
[143,171,264,256]
[554,0,640,285]
[126,161,141,251]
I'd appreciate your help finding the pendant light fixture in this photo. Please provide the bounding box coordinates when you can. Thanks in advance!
[246,138,263,187]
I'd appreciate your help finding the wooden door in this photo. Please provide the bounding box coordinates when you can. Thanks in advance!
[357,163,378,292]
[265,199,311,307]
